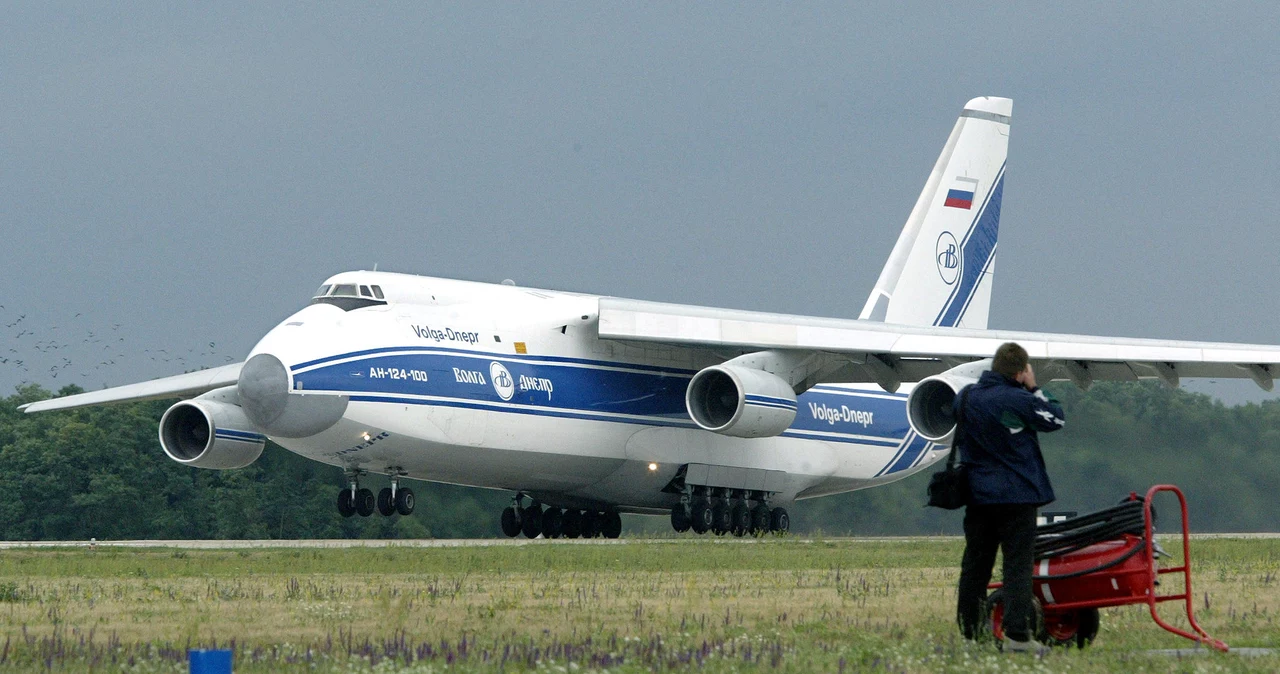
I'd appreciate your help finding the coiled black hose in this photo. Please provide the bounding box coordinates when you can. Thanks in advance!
[1034,499,1146,559]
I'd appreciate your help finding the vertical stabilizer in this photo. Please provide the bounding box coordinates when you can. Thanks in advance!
[859,97,1010,329]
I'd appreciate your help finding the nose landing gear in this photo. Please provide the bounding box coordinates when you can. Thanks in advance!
[337,468,415,518]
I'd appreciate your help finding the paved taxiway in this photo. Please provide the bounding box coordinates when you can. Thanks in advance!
[0,534,1276,549]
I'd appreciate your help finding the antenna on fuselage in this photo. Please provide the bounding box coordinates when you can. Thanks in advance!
[501,279,516,286]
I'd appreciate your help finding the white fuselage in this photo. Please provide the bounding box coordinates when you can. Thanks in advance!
[252,272,946,514]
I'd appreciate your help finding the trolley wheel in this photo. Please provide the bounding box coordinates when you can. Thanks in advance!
[1042,608,1100,648]
[981,588,1044,648]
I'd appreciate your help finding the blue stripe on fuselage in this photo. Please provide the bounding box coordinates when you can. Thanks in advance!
[294,350,914,450]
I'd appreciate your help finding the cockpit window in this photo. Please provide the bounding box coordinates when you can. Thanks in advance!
[310,282,388,311]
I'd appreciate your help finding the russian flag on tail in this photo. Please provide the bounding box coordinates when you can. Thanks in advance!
[944,176,980,209]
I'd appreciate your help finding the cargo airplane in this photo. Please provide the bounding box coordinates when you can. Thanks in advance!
[22,97,1280,539]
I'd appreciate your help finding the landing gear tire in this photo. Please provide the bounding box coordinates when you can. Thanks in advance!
[337,490,356,518]
[355,488,376,517]
[500,506,521,537]
[730,502,752,537]
[394,488,415,516]
[711,501,732,535]
[521,505,543,539]
[601,511,623,539]
[542,508,564,539]
[769,507,790,534]
[750,504,771,534]
[562,509,582,539]
[671,506,692,533]
[691,502,714,534]
[581,511,601,538]
[377,488,395,516]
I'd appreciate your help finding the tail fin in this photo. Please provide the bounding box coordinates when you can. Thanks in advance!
[858,96,1010,329]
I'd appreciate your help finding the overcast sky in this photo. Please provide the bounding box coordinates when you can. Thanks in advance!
[3,3,1279,404]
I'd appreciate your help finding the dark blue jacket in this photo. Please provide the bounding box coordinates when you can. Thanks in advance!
[952,370,1065,506]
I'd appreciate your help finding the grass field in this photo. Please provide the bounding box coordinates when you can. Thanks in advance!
[0,537,1275,672]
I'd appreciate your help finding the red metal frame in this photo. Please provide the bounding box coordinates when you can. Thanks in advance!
[988,485,1228,651]
[1141,485,1228,652]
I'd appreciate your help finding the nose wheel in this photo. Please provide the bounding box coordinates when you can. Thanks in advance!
[337,469,414,518]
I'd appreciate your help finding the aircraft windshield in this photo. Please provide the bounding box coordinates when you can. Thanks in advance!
[310,282,388,311]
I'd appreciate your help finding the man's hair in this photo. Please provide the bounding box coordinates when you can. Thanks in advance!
[992,342,1029,379]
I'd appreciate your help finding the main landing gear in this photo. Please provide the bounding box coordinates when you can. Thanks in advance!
[500,493,622,539]
[336,469,415,518]
[670,488,788,536]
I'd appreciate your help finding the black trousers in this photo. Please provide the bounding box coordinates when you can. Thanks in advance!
[957,503,1038,642]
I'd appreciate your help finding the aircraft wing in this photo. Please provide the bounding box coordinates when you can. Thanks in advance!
[19,362,244,413]
[597,298,1280,391]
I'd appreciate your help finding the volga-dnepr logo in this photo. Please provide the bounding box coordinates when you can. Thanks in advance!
[935,231,960,285]
[489,362,515,401]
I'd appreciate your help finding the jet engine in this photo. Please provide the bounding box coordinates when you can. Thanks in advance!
[237,353,347,438]
[159,399,265,470]
[685,365,797,438]
[905,360,991,444]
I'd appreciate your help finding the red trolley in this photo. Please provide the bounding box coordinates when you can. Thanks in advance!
[986,484,1228,651]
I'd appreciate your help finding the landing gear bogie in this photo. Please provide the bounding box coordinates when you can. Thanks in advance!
[673,487,789,536]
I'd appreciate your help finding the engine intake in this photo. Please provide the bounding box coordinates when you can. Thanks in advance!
[159,399,266,470]
[905,360,990,443]
[686,365,797,438]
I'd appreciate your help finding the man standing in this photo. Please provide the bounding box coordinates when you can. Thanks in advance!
[954,342,1065,652]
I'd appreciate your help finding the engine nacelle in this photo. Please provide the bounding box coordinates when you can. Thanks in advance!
[906,360,991,444]
[685,365,797,438]
[159,399,266,470]
[238,353,347,438]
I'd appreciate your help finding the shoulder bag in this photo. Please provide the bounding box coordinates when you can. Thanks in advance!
[925,386,971,510]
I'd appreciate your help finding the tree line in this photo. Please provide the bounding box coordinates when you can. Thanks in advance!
[1,381,1276,540]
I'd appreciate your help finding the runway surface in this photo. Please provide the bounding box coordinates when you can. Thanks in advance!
[1,533,1277,549]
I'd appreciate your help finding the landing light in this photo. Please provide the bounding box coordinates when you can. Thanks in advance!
[648,462,658,472]
[361,432,371,442]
